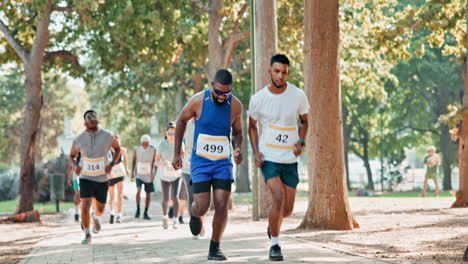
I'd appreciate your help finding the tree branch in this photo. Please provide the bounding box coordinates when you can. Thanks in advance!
[396,125,440,136]
[191,0,209,12]
[52,5,84,14]
[231,2,249,36]
[44,50,79,65]
[0,18,29,64]
[222,31,249,68]
[349,145,364,160]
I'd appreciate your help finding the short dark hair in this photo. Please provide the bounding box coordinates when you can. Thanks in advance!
[270,54,290,66]
[166,122,175,131]
[83,110,97,120]
[214,69,233,85]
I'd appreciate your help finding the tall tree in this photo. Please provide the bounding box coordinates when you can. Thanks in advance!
[381,0,466,203]
[0,1,80,213]
[253,0,278,218]
[299,0,357,230]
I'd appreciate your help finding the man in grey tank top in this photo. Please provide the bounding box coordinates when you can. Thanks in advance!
[70,110,121,244]
[131,134,156,220]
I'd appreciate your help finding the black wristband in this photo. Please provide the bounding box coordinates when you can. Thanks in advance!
[298,139,305,147]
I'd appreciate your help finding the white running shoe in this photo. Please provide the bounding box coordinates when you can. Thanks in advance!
[81,233,92,244]
[162,216,168,229]
[92,215,101,233]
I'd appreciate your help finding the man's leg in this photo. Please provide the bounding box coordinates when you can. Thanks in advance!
[282,184,297,218]
[206,180,231,261]
[190,181,211,236]
[182,173,194,216]
[135,180,142,218]
[144,190,151,220]
[178,180,187,223]
[191,188,211,217]
[79,179,93,243]
[80,197,92,243]
[434,178,440,196]
[171,179,180,219]
[267,177,285,238]
[170,179,181,229]
[422,178,428,197]
[73,190,80,222]
[91,181,108,233]
[117,181,124,221]
[161,180,171,215]
[108,185,115,223]
[81,198,92,229]
[211,188,230,243]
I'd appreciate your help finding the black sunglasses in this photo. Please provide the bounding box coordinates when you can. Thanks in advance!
[212,85,232,97]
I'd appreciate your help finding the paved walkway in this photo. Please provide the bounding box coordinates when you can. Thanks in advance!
[20,182,388,263]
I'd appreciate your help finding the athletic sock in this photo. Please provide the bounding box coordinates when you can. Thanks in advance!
[75,206,79,214]
[110,210,115,216]
[137,204,140,211]
[271,236,279,246]
[144,208,148,214]
[118,212,122,218]
[84,228,91,235]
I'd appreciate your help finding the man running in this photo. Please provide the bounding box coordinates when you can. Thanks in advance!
[67,152,81,222]
[173,69,243,261]
[155,122,183,229]
[70,110,121,244]
[248,54,309,261]
[131,134,156,220]
[108,134,128,223]
[180,118,205,238]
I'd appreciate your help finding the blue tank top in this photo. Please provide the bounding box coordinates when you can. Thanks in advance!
[191,89,232,170]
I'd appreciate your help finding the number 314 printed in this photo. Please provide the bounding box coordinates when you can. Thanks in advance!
[87,164,100,171]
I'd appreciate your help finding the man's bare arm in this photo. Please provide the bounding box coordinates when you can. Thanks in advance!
[231,98,243,151]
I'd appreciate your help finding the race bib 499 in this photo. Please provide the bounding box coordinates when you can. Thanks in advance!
[196,134,230,161]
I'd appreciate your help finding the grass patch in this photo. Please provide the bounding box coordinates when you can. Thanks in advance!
[0,200,75,214]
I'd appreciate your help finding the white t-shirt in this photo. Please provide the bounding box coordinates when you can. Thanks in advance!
[248,83,309,164]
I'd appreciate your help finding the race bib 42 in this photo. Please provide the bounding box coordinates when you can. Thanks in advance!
[264,124,298,150]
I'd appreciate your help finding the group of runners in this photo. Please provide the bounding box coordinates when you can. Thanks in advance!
[68,54,309,261]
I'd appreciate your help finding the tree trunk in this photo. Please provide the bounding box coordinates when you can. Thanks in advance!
[254,0,278,218]
[342,103,351,191]
[17,2,51,213]
[193,73,204,93]
[440,125,453,190]
[299,0,357,230]
[207,0,225,81]
[362,132,374,190]
[235,110,251,192]
[175,85,186,114]
[453,4,468,208]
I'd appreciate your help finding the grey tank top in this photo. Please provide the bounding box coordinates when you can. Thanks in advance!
[73,128,114,182]
[135,145,156,182]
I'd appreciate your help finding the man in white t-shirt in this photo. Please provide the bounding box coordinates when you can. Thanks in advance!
[248,54,309,261]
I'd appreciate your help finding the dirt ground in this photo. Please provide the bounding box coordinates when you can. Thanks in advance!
[0,213,64,264]
[229,195,468,264]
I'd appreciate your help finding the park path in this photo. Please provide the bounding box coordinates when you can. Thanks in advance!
[19,182,389,264]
